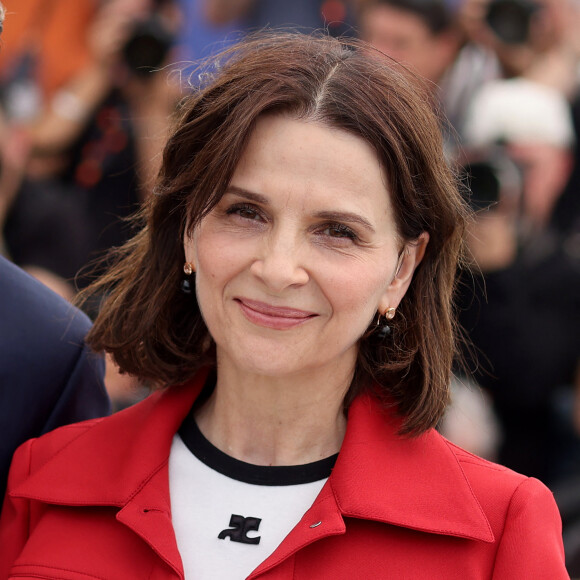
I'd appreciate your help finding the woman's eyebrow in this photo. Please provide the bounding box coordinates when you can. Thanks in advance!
[225,185,269,204]
[314,210,375,233]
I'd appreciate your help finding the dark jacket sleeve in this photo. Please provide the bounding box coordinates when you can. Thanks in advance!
[0,257,110,503]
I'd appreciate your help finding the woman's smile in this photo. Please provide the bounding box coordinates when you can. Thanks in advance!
[235,298,318,330]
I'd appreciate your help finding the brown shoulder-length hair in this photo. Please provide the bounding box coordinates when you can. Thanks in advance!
[82,32,469,435]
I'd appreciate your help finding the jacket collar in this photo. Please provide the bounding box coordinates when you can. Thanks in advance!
[13,369,493,545]
[330,394,494,542]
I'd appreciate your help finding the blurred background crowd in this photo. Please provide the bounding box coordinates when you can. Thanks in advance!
[0,0,579,572]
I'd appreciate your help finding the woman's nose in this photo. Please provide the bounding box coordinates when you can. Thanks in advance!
[249,229,309,292]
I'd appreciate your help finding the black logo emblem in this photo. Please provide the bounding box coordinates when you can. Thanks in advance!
[218,514,262,545]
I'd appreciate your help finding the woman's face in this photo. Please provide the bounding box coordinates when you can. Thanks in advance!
[185,114,427,381]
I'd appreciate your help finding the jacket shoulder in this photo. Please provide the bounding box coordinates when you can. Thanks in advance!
[442,437,565,576]
[444,437,523,483]
[441,436,558,521]
[19,418,106,473]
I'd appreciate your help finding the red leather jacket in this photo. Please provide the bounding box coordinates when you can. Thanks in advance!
[0,370,567,579]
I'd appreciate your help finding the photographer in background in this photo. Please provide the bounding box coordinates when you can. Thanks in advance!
[1,0,182,298]
[464,78,574,232]
[457,77,579,488]
[356,0,498,157]
[357,0,463,86]
[0,0,98,296]
[460,0,580,97]
[457,76,580,574]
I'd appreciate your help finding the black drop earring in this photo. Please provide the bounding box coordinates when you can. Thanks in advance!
[181,262,194,294]
[376,321,391,340]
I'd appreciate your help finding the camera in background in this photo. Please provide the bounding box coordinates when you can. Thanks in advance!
[460,146,524,211]
[484,0,541,44]
[122,15,175,78]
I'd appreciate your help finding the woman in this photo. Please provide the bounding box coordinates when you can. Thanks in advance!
[0,33,567,578]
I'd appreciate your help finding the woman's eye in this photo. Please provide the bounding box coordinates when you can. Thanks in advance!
[321,223,358,241]
[226,204,262,221]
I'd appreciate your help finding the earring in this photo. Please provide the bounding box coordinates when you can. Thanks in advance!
[376,307,396,340]
[181,262,195,294]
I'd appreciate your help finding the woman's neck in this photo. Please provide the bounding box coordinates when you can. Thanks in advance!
[194,362,351,467]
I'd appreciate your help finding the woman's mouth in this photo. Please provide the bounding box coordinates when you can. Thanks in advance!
[235,298,317,330]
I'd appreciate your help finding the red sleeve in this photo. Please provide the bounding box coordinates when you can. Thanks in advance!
[0,439,34,578]
[492,477,568,578]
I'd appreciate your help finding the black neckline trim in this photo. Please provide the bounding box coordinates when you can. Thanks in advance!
[179,409,338,487]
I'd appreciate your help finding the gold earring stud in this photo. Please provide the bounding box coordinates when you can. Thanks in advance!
[183,262,194,275]
[384,307,396,320]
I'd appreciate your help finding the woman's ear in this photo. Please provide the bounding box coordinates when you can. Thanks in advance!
[379,232,429,312]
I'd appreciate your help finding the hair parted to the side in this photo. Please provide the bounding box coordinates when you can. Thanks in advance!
[82,31,470,436]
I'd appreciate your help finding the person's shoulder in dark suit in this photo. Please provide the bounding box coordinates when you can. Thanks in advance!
[0,256,110,502]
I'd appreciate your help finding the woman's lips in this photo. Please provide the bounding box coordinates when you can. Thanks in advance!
[235,298,317,330]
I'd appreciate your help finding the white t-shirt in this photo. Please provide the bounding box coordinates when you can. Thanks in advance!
[169,414,337,580]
